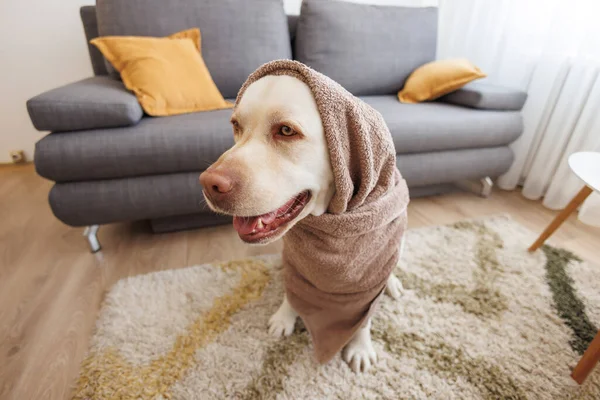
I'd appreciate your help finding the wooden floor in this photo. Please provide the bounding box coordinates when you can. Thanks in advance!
[1,164,599,400]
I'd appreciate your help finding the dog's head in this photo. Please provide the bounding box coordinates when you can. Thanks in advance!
[200,75,334,244]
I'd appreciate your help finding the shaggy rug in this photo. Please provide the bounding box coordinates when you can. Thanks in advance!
[73,215,600,400]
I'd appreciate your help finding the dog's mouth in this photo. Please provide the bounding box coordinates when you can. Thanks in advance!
[232,190,311,243]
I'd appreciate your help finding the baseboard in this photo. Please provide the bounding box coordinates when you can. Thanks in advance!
[0,161,33,169]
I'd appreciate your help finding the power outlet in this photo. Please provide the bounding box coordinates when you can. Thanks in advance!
[10,150,25,164]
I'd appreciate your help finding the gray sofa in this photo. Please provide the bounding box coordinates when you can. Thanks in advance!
[27,0,526,242]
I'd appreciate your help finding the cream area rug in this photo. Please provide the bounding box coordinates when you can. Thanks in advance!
[73,216,600,399]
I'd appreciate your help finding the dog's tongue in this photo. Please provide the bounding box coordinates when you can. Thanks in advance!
[232,195,302,235]
[233,212,277,235]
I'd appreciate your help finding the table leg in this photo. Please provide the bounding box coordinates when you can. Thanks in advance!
[528,185,593,252]
[572,330,600,384]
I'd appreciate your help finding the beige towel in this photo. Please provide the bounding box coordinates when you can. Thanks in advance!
[236,60,410,363]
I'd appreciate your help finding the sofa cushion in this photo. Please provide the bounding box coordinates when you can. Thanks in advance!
[361,96,523,154]
[48,172,208,226]
[27,76,143,132]
[439,82,528,111]
[295,0,437,96]
[35,95,523,182]
[47,147,514,227]
[397,147,514,188]
[35,110,235,182]
[96,0,291,98]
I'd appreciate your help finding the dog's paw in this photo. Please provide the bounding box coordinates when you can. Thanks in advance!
[385,273,404,300]
[343,337,378,373]
[268,307,297,337]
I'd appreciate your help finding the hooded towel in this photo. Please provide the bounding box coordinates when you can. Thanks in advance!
[236,60,410,363]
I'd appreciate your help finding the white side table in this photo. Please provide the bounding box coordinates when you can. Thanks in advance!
[528,151,600,385]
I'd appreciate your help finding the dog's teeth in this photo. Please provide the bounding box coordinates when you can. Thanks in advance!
[256,219,264,229]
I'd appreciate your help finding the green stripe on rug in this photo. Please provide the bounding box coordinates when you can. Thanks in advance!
[238,332,309,400]
[397,220,508,318]
[542,245,597,355]
[373,324,528,400]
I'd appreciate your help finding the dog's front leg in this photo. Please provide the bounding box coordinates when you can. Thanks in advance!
[385,273,404,299]
[342,319,377,373]
[385,237,405,300]
[268,295,299,337]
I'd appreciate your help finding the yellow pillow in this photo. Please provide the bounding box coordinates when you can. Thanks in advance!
[91,29,232,116]
[398,59,486,104]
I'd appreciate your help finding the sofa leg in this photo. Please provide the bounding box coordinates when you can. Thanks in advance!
[83,225,101,253]
[455,176,494,198]
[480,177,494,198]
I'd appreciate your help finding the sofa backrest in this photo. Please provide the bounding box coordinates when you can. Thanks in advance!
[81,6,108,76]
[83,0,292,98]
[295,0,438,96]
[81,6,299,81]
[81,1,438,98]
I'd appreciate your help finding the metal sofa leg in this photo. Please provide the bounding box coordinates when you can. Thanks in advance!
[455,176,494,198]
[83,225,101,253]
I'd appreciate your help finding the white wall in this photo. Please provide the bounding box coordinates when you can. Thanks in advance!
[0,0,94,163]
[0,0,437,164]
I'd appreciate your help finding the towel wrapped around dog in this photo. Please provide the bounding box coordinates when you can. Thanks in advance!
[236,60,410,363]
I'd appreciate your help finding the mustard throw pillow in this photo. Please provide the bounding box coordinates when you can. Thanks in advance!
[398,59,486,104]
[91,29,232,116]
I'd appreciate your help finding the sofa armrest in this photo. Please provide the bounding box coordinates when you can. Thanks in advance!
[27,76,143,132]
[438,82,527,111]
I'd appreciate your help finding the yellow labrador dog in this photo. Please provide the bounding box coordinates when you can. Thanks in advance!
[200,75,404,372]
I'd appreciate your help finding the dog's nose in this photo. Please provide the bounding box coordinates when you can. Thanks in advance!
[199,169,234,197]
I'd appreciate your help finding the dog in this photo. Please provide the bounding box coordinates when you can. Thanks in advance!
[200,74,405,373]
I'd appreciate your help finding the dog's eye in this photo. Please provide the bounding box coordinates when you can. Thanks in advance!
[231,120,241,135]
[279,125,296,136]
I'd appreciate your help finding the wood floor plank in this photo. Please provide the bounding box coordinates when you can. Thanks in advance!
[8,253,99,400]
[1,165,599,400]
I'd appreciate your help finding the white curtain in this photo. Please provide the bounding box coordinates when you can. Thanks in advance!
[437,0,600,226]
